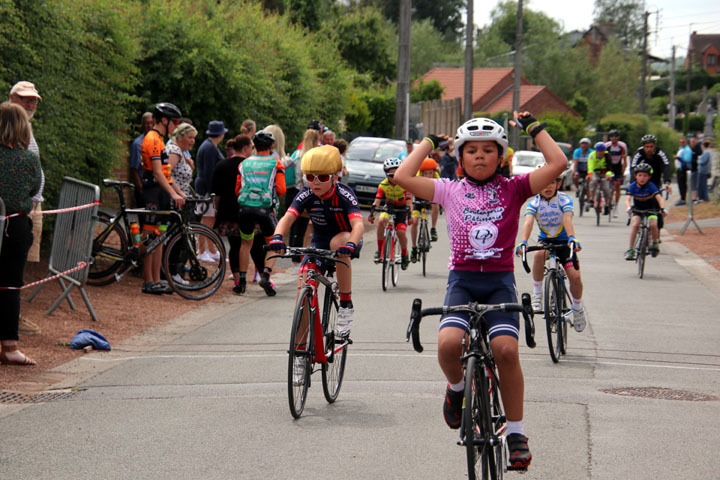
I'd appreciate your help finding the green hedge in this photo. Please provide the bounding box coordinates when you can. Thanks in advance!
[597,113,679,158]
[674,115,706,133]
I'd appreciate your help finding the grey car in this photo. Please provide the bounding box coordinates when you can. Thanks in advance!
[345,136,407,204]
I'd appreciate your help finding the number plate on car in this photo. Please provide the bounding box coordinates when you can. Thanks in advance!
[355,185,376,193]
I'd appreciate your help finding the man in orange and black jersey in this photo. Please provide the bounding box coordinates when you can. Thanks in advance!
[368,157,414,270]
[140,102,184,295]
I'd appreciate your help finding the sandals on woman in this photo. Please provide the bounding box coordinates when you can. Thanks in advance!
[0,346,37,366]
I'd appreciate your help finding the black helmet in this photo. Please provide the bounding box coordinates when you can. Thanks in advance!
[153,102,182,120]
[253,130,275,151]
[307,120,322,132]
[641,134,656,145]
[634,163,653,174]
[609,129,620,137]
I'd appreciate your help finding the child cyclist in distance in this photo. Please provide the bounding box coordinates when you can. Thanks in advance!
[515,170,587,332]
[268,145,364,340]
[394,111,567,470]
[409,157,441,263]
[624,163,666,260]
[368,157,414,270]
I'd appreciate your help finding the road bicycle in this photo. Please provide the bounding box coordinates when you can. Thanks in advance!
[406,295,535,480]
[372,204,408,291]
[591,173,613,226]
[627,208,661,279]
[88,179,226,300]
[520,243,577,363]
[414,200,433,277]
[267,246,351,419]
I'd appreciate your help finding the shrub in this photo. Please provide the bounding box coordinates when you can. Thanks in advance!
[674,114,706,134]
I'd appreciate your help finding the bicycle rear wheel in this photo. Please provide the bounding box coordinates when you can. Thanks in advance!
[391,233,400,286]
[544,272,562,363]
[578,184,585,217]
[418,220,430,277]
[464,356,501,480]
[321,284,346,403]
[595,192,602,226]
[289,287,313,419]
[381,232,391,291]
[87,212,128,286]
[637,227,647,279]
[163,224,226,300]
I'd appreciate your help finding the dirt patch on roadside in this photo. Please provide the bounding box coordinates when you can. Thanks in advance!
[666,200,720,272]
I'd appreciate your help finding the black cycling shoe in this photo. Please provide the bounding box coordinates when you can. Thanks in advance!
[430,227,438,242]
[373,250,381,263]
[507,433,532,469]
[410,247,418,263]
[232,279,246,295]
[443,386,463,429]
[258,274,277,296]
[401,254,409,270]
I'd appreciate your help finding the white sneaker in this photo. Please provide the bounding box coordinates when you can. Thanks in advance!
[531,293,542,312]
[209,250,222,262]
[336,307,354,337]
[613,206,619,218]
[172,273,189,286]
[197,251,212,262]
[573,307,587,332]
[293,355,306,386]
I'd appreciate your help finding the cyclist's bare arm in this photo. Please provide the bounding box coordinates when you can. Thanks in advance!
[273,211,297,239]
[151,159,185,207]
[562,211,580,251]
[347,216,364,248]
[519,214,534,245]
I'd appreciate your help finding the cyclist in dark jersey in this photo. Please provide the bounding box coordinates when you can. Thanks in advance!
[630,134,671,233]
[269,145,364,338]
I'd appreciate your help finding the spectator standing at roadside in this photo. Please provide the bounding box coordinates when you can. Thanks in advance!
[398,139,414,160]
[212,134,253,294]
[167,123,197,197]
[674,137,692,206]
[8,81,43,335]
[334,139,349,181]
[129,112,154,207]
[241,119,256,137]
[289,129,320,262]
[697,140,712,202]
[195,120,227,261]
[440,144,457,180]
[0,102,41,365]
[321,129,335,147]
[689,136,702,204]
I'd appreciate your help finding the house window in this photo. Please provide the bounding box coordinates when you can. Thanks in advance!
[708,54,717,66]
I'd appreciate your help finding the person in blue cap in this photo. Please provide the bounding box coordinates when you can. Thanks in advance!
[195,120,227,261]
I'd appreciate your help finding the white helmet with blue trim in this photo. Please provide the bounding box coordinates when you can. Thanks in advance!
[383,156,403,172]
[454,118,508,160]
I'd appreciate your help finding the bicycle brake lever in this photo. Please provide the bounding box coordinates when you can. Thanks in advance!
[407,298,424,353]
[520,293,536,349]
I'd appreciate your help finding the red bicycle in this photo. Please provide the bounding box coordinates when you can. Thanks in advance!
[268,246,351,418]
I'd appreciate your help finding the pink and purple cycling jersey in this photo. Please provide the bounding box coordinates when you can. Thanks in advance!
[433,174,533,272]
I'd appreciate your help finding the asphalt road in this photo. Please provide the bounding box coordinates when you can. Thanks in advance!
[1,204,719,480]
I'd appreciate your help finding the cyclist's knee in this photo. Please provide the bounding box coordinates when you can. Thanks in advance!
[491,337,520,366]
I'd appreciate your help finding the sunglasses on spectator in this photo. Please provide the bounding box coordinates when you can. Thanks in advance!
[305,173,332,183]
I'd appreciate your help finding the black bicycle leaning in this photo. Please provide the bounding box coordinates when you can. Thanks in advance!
[267,246,351,419]
[88,179,226,300]
[520,243,577,363]
[406,295,535,480]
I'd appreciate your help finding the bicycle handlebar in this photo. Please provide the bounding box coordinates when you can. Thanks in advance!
[626,208,663,226]
[520,243,578,272]
[265,246,350,268]
[406,293,535,353]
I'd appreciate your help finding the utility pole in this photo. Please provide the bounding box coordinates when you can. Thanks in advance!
[684,45,692,136]
[640,11,649,114]
[669,45,676,128]
[394,0,411,140]
[511,0,523,149]
[463,0,474,121]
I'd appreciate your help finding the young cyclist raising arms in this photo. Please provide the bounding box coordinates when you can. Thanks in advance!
[394,111,567,470]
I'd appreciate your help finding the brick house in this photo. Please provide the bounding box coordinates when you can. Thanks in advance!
[420,67,580,118]
[686,32,720,75]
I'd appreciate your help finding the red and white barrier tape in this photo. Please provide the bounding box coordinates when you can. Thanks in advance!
[0,200,100,221]
[0,262,89,290]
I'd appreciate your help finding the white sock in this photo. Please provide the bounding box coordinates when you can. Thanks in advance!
[532,281,542,295]
[506,420,524,436]
[449,379,465,392]
[572,298,583,311]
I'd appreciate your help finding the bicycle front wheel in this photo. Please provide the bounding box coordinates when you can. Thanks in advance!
[464,356,501,480]
[578,185,585,217]
[289,287,313,419]
[637,227,647,279]
[544,272,562,363]
[87,212,128,286]
[595,192,602,226]
[381,232,391,291]
[391,233,400,286]
[559,279,569,355]
[418,220,430,277]
[163,224,226,300]
[321,284,346,403]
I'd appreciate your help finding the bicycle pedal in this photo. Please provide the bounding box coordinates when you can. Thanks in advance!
[507,466,528,473]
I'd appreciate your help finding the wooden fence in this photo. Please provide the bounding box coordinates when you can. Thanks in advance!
[415,98,463,139]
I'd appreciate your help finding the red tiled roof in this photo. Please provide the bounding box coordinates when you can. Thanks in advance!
[486,86,546,112]
[421,68,529,104]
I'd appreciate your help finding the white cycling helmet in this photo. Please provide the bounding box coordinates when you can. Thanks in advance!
[383,156,403,172]
[454,118,508,160]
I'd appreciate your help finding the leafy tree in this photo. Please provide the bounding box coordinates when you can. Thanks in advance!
[285,0,329,31]
[593,0,645,49]
[356,0,465,42]
[328,6,397,82]
[568,92,590,121]
[410,80,444,102]
[410,19,462,77]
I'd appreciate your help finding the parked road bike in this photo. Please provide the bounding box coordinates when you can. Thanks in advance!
[267,246,351,419]
[406,295,535,479]
[372,204,409,291]
[88,179,226,300]
[414,200,433,277]
[627,208,662,279]
[520,243,578,363]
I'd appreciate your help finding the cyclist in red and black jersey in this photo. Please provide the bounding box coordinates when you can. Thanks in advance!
[604,129,627,217]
